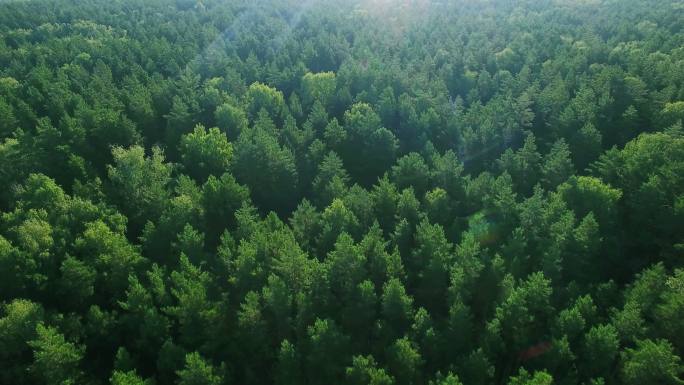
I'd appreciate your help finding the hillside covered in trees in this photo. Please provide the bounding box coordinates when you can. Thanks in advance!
[1,0,684,384]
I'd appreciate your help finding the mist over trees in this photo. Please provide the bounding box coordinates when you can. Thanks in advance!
[1,0,683,384]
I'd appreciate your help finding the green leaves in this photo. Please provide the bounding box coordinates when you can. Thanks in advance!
[214,103,248,141]
[244,82,286,123]
[177,352,222,385]
[0,299,44,356]
[341,103,398,186]
[347,355,395,385]
[381,278,414,337]
[276,340,302,385]
[179,125,232,182]
[29,324,84,385]
[201,173,250,245]
[582,324,619,376]
[313,151,350,206]
[58,256,96,308]
[108,146,172,234]
[621,339,684,385]
[110,370,151,385]
[0,1,683,385]
[302,72,337,108]
[507,368,553,385]
[74,220,146,302]
[307,318,351,385]
[232,121,298,213]
[541,139,574,190]
[386,337,423,385]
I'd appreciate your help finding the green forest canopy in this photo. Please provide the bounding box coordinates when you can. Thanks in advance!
[0,0,684,384]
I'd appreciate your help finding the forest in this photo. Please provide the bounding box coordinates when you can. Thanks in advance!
[0,0,683,384]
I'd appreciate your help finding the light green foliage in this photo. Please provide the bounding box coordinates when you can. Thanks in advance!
[317,198,360,254]
[179,124,233,182]
[29,324,84,385]
[558,176,622,226]
[595,131,684,256]
[0,300,44,383]
[244,82,286,122]
[347,355,395,385]
[508,368,553,385]
[657,102,684,129]
[107,146,172,233]
[429,372,463,385]
[0,299,44,356]
[177,352,222,385]
[313,151,350,206]
[386,337,423,385]
[75,220,146,300]
[542,139,574,190]
[215,103,248,140]
[302,72,336,108]
[621,339,684,385]
[110,370,151,385]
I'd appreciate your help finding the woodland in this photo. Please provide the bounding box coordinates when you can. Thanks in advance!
[0,0,683,384]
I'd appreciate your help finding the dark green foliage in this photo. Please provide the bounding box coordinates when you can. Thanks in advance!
[200,173,250,246]
[232,119,298,213]
[0,0,683,384]
[340,103,398,186]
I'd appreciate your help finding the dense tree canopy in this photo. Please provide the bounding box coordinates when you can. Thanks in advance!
[0,0,683,384]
